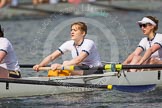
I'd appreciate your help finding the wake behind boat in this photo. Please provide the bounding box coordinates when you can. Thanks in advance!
[0,69,162,98]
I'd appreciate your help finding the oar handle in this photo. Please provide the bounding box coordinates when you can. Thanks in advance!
[38,66,63,71]
[38,65,78,71]
[38,67,51,71]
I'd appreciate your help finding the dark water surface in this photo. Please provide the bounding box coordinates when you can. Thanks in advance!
[0,10,162,107]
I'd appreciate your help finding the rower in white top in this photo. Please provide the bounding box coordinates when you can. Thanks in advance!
[0,25,21,78]
[33,21,103,76]
[123,16,162,71]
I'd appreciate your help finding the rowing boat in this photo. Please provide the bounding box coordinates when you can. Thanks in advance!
[0,69,162,98]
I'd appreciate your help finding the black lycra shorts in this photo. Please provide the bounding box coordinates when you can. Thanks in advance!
[75,65,103,75]
[83,69,103,75]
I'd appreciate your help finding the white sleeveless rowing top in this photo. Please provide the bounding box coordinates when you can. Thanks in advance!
[58,39,102,66]
[0,38,20,71]
[138,33,162,60]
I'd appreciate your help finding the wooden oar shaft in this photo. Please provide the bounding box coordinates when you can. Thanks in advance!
[38,67,51,70]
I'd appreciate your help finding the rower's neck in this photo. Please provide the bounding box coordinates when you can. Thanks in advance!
[74,38,84,46]
[148,32,156,40]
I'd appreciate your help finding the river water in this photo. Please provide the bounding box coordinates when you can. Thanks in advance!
[0,8,162,107]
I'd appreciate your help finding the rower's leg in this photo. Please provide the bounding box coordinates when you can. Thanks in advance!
[0,67,9,78]
[32,0,40,5]
[130,55,142,64]
[149,58,162,64]
[0,0,10,8]
[129,55,141,72]
[71,70,83,76]
[141,58,162,71]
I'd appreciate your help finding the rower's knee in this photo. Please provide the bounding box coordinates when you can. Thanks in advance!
[0,0,9,8]
[133,55,141,60]
[32,0,49,5]
[149,58,155,64]
[149,58,162,64]
[130,55,141,64]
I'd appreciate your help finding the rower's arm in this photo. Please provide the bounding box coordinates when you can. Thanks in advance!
[138,44,161,64]
[0,50,7,63]
[123,47,143,64]
[39,50,62,66]
[63,52,88,66]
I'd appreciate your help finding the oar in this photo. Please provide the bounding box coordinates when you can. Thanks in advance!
[122,64,162,69]
[19,64,101,71]
[0,78,156,92]
[20,64,35,68]
[20,64,162,71]
[19,64,50,68]
[0,78,112,90]
[38,64,162,71]
[0,78,155,92]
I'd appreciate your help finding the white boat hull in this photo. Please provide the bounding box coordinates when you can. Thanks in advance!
[1,70,162,98]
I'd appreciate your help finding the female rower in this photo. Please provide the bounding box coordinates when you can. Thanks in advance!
[123,16,162,68]
[0,25,21,78]
[33,21,103,75]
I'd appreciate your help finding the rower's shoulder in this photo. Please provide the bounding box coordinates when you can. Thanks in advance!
[0,37,10,43]
[84,39,94,43]
[156,33,162,36]
[154,33,162,41]
[62,40,74,45]
[140,37,148,41]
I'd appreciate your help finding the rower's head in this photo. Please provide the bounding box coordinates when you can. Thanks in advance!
[71,22,87,37]
[137,16,159,34]
[0,25,4,37]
